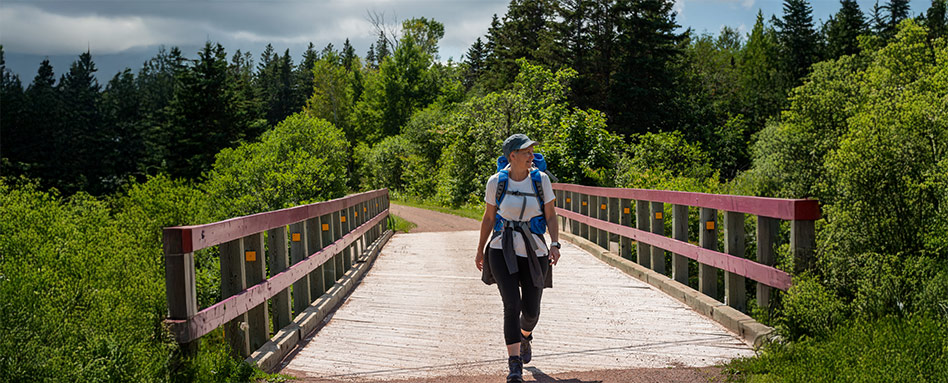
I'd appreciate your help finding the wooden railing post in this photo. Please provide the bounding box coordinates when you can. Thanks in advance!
[569,193,580,235]
[267,226,292,332]
[597,197,609,249]
[757,216,779,312]
[635,200,651,268]
[588,195,599,245]
[220,238,250,357]
[699,208,718,300]
[608,197,620,253]
[243,232,269,351]
[724,212,746,312]
[163,229,198,354]
[319,214,335,287]
[332,210,344,282]
[577,194,589,239]
[792,219,816,274]
[306,218,325,299]
[671,205,689,285]
[289,221,310,315]
[650,201,666,274]
[620,199,633,260]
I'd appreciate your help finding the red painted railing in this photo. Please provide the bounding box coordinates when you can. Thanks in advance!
[552,184,819,312]
[163,189,391,358]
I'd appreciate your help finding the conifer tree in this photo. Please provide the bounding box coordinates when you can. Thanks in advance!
[740,11,787,129]
[101,68,144,186]
[59,51,103,193]
[0,46,26,171]
[824,0,868,58]
[342,39,357,71]
[924,0,947,40]
[297,42,319,103]
[775,0,819,84]
[462,37,487,89]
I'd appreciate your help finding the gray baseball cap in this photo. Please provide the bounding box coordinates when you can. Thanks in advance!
[502,133,537,158]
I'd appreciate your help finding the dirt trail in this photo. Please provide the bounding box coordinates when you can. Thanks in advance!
[389,204,480,232]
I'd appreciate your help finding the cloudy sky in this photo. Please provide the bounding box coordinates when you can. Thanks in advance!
[0,0,931,82]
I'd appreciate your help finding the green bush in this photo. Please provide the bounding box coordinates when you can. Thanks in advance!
[202,113,349,220]
[778,276,848,340]
[730,314,948,382]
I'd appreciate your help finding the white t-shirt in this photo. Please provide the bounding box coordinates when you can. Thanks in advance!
[485,170,556,257]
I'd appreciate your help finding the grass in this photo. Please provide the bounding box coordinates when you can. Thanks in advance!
[725,314,948,383]
[390,214,417,233]
[390,194,484,220]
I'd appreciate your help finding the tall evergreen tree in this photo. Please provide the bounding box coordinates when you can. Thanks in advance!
[136,46,185,173]
[462,37,487,89]
[101,68,144,187]
[342,39,357,71]
[740,11,787,130]
[166,42,251,179]
[924,0,947,40]
[870,0,887,34]
[610,0,686,135]
[374,31,391,63]
[0,46,27,171]
[824,0,868,58]
[296,42,320,104]
[481,0,559,91]
[59,51,103,193]
[886,0,911,30]
[775,0,819,85]
[366,43,378,69]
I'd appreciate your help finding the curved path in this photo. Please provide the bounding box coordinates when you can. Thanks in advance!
[389,204,480,232]
[279,208,753,382]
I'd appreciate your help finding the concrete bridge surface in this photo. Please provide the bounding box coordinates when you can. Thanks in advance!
[278,206,754,382]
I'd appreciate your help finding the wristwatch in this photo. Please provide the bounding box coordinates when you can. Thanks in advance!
[550,241,561,249]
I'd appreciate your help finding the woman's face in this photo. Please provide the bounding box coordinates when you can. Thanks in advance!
[510,145,535,169]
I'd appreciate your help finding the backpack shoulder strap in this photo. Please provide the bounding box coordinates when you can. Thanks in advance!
[496,170,510,206]
[530,169,545,208]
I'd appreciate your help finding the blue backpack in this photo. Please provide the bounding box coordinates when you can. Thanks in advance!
[493,153,557,235]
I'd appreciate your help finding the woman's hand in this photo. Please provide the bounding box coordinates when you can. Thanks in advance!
[549,246,561,266]
[475,250,484,271]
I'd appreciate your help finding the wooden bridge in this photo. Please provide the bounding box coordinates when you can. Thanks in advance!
[162,184,819,381]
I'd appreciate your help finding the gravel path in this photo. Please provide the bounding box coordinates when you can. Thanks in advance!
[389,204,480,233]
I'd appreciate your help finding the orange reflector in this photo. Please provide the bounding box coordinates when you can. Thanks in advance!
[655,212,663,220]
[322,223,329,231]
[364,207,367,212]
[624,208,630,214]
[355,211,358,218]
[245,251,256,262]
[601,204,606,210]
[566,198,571,203]
[582,201,587,206]
[341,216,347,223]
[292,233,301,242]
[706,221,715,230]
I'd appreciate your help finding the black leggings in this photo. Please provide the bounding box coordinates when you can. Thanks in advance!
[488,248,549,345]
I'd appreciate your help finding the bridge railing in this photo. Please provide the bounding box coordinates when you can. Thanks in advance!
[162,189,390,360]
[552,184,819,312]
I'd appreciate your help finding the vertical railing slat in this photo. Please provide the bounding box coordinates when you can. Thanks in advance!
[699,207,718,300]
[620,198,633,260]
[650,201,666,274]
[635,200,651,268]
[724,211,746,312]
[220,238,250,357]
[671,205,689,285]
[243,232,269,351]
[306,218,325,299]
[267,226,292,332]
[289,221,310,315]
[757,216,779,312]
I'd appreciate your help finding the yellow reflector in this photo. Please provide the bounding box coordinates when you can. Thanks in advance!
[292,233,301,242]
[706,221,715,230]
[655,212,663,220]
[322,223,329,231]
[582,201,587,206]
[623,207,630,214]
[355,211,359,218]
[566,198,571,203]
[245,251,256,262]
[341,216,347,223]
[601,204,606,210]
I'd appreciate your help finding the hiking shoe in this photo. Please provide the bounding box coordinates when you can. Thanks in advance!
[520,333,533,364]
[507,356,524,382]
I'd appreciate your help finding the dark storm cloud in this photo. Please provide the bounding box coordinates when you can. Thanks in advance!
[0,0,509,61]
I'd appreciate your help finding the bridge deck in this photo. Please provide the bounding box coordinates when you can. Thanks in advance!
[280,230,753,381]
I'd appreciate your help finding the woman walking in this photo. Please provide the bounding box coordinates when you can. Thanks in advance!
[476,133,561,383]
